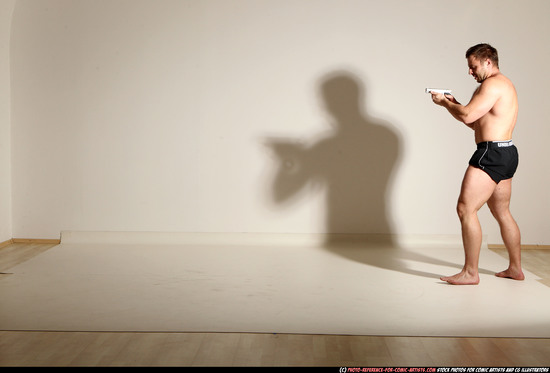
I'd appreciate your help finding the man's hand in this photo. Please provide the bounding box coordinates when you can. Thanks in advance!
[431,92,457,106]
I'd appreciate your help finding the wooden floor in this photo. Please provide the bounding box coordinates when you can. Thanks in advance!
[1,242,550,367]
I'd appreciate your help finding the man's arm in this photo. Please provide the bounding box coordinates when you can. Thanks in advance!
[433,94,474,129]
[432,79,500,125]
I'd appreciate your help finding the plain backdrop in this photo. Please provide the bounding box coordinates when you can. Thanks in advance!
[2,0,549,244]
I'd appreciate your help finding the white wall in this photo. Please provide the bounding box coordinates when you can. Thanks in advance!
[9,0,550,244]
[0,0,16,243]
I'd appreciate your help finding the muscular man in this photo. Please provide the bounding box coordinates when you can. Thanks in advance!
[431,43,524,285]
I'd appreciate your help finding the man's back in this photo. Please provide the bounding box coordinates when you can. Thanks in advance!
[473,73,518,143]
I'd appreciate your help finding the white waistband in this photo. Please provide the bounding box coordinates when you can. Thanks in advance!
[492,140,514,147]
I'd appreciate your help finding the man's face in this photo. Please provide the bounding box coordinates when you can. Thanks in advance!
[467,56,489,83]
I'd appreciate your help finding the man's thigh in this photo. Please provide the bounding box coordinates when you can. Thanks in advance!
[458,166,498,210]
[487,178,513,213]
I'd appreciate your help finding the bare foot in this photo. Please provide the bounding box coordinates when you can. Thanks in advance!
[495,267,525,281]
[440,271,480,285]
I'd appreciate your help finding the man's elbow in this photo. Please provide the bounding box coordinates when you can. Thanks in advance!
[458,111,480,125]
[459,105,489,124]
[451,112,471,124]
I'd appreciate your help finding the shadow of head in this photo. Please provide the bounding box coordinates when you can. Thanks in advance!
[319,71,364,122]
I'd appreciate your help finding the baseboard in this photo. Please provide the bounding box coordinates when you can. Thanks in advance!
[11,238,61,244]
[59,231,472,248]
[2,238,61,247]
[488,244,550,250]
[0,238,14,249]
[3,235,549,249]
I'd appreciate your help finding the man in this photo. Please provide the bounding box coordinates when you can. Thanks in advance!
[431,43,524,285]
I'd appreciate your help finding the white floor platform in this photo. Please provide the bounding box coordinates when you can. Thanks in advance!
[1,232,548,338]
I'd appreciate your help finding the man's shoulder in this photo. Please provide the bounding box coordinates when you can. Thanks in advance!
[486,73,513,87]
[480,74,513,94]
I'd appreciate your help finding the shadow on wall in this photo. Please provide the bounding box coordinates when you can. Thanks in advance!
[265,70,401,240]
[264,70,470,280]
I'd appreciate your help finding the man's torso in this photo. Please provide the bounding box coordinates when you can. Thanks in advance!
[473,74,518,143]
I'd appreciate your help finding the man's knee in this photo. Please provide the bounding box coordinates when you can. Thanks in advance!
[487,201,511,222]
[456,200,474,221]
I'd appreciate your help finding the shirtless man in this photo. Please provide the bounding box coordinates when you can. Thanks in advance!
[431,43,524,285]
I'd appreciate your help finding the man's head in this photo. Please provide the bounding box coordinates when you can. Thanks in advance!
[466,43,499,83]
[466,43,499,67]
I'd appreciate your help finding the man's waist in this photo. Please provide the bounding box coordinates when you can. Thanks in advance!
[476,140,514,148]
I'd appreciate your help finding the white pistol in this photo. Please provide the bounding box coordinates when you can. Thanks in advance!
[426,88,452,95]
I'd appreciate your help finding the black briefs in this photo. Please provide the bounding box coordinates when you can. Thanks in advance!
[468,140,519,183]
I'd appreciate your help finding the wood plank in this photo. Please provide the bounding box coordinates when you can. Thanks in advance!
[0,242,59,272]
